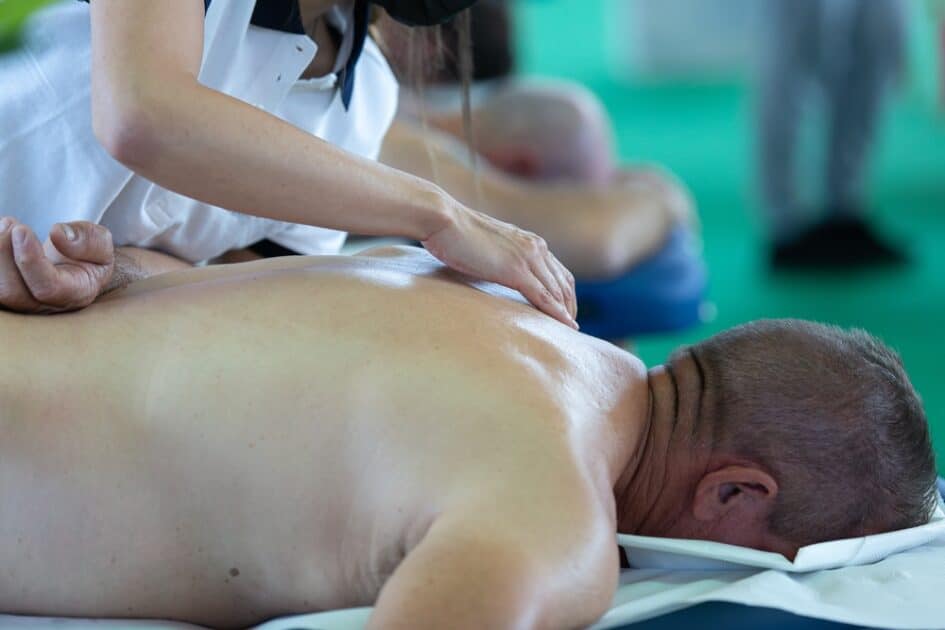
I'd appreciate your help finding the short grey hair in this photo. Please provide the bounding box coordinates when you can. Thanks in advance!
[692,319,938,547]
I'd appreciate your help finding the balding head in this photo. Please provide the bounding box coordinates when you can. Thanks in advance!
[690,319,938,548]
[472,81,617,185]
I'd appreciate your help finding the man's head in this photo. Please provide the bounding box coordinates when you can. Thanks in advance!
[471,81,617,185]
[629,319,938,557]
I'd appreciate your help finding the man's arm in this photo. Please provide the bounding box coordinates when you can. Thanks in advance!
[368,507,617,630]
[369,523,544,630]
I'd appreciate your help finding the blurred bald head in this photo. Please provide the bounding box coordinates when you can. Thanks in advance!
[471,81,617,185]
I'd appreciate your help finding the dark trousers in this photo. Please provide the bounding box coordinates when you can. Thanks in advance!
[758,0,906,238]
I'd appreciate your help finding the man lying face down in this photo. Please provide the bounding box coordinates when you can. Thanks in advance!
[0,247,937,629]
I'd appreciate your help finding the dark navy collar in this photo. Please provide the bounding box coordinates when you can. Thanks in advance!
[339,0,371,109]
[248,0,305,34]
[224,0,369,110]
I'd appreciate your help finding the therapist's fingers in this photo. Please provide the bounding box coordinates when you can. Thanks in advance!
[0,217,44,312]
[529,253,564,307]
[537,252,576,321]
[47,221,115,266]
[11,224,109,311]
[516,267,577,331]
[549,256,578,322]
[508,235,576,329]
[531,255,577,327]
[423,206,577,327]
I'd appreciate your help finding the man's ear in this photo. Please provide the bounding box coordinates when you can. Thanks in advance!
[692,465,779,522]
[481,146,543,180]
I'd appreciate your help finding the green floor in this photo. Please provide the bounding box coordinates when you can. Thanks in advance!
[516,6,945,473]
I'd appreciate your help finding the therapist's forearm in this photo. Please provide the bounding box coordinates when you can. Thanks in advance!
[102,81,452,242]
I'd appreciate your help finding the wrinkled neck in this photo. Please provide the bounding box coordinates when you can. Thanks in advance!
[613,379,689,536]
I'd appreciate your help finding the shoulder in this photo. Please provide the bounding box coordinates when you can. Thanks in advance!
[375,500,615,628]
[434,473,620,626]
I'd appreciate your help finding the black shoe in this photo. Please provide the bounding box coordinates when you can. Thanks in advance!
[771,215,908,270]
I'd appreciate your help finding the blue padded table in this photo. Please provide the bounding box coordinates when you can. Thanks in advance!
[615,602,871,630]
[616,476,945,630]
[574,228,708,340]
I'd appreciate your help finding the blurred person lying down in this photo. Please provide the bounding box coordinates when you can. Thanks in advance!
[0,246,937,629]
[377,2,695,281]
[381,82,696,280]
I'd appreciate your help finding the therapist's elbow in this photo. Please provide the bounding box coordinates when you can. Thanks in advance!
[92,94,166,171]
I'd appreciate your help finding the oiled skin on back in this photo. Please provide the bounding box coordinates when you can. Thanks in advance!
[0,248,647,627]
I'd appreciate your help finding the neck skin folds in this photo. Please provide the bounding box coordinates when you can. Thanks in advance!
[612,359,709,536]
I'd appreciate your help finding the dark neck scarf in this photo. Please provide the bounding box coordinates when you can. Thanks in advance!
[249,0,370,110]
[80,0,369,110]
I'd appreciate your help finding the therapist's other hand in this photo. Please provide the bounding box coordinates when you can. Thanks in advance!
[422,207,578,329]
[0,218,115,314]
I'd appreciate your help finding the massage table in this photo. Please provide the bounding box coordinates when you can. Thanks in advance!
[3,478,942,630]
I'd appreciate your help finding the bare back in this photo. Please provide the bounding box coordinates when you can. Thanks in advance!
[0,248,647,627]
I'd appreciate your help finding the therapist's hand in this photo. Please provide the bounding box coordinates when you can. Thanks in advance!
[422,207,579,329]
[0,218,115,314]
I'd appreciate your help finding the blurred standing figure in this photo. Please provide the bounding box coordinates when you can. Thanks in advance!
[933,0,945,109]
[759,0,908,268]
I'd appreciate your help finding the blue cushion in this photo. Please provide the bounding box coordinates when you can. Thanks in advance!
[574,228,708,339]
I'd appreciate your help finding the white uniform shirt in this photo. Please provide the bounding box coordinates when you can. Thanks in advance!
[0,0,398,262]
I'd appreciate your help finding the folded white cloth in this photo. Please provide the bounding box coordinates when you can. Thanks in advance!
[618,504,945,573]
